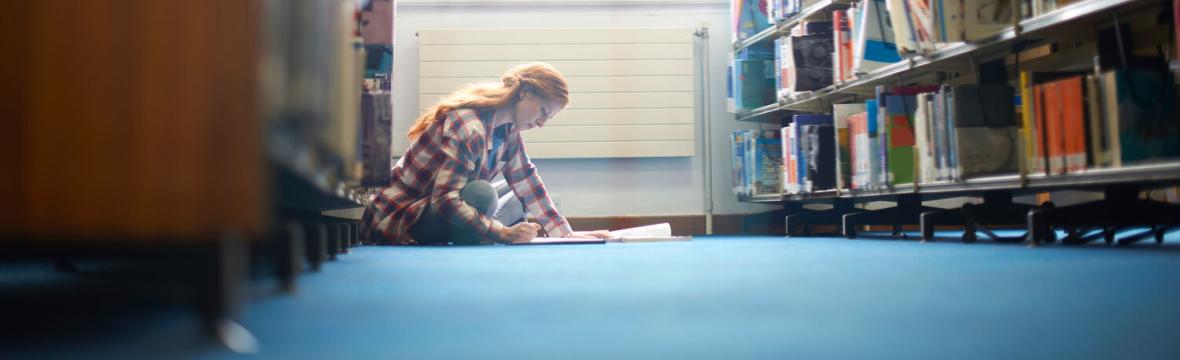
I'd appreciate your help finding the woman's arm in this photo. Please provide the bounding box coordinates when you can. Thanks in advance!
[500,133,575,238]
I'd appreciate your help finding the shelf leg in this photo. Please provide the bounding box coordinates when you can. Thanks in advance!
[785,198,858,237]
[841,194,936,240]
[305,222,326,272]
[196,234,258,354]
[275,220,304,294]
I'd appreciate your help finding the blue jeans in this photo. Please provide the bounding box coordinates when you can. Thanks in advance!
[408,179,525,245]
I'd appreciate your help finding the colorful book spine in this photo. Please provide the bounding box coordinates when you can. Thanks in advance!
[1043,80,1065,174]
[852,0,903,75]
[883,94,918,185]
[734,0,772,43]
[864,99,882,189]
[734,47,776,111]
[788,31,834,94]
[731,130,748,196]
[774,37,785,100]
[886,0,918,56]
[1059,76,1087,174]
[1019,71,1036,174]
[802,124,837,191]
[781,126,793,194]
[787,123,799,193]
[793,114,834,192]
[1033,82,1049,175]
[914,93,936,183]
[753,130,784,195]
[933,0,964,43]
[832,103,867,190]
[850,112,870,189]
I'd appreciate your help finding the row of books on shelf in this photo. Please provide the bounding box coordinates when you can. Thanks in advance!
[730,69,1179,198]
[736,0,1094,46]
[729,0,1106,112]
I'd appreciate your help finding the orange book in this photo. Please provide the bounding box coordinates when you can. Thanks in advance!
[1059,76,1087,173]
[1043,80,1065,175]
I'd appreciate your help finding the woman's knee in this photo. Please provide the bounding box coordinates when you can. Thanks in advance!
[460,180,496,216]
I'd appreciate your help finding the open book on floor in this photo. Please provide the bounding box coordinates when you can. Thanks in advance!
[512,223,692,245]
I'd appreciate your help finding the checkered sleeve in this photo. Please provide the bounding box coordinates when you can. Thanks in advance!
[501,132,573,237]
[430,111,508,243]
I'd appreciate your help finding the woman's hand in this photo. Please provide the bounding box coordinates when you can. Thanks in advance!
[500,222,541,243]
[567,230,612,239]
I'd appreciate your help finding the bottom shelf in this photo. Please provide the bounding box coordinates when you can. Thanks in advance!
[746,161,1180,203]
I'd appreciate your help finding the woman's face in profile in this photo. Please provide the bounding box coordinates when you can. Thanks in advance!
[513,91,563,131]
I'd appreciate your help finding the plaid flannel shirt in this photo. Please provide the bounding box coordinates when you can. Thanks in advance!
[363,108,572,245]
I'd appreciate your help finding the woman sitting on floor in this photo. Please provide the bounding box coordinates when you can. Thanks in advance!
[362,63,609,245]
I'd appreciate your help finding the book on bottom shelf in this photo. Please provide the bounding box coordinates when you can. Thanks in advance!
[1102,69,1180,166]
[790,115,834,192]
[950,84,1020,178]
[752,130,783,197]
[832,103,867,190]
[731,130,749,198]
[802,123,836,192]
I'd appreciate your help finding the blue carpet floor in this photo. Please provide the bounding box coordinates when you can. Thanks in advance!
[5,231,1180,359]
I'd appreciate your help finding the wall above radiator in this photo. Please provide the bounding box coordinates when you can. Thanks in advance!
[416,27,697,159]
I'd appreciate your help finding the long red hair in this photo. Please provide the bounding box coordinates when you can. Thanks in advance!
[408,62,569,141]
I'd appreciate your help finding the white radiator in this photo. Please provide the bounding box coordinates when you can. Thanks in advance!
[417,27,696,158]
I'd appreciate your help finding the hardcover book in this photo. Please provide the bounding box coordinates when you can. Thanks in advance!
[1102,70,1180,165]
[852,0,903,75]
[359,92,393,186]
[734,47,776,110]
[801,124,837,191]
[832,103,867,189]
[752,130,784,196]
[849,112,870,189]
[950,85,1020,178]
[793,115,834,192]
[734,0,772,43]
[788,33,835,93]
[882,94,918,185]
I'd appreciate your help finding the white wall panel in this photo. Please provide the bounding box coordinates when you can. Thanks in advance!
[420,75,693,94]
[418,27,696,158]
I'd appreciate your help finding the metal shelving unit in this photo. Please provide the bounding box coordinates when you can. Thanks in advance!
[1026,163,1180,190]
[732,0,851,51]
[750,193,783,203]
[783,189,839,202]
[766,164,1180,204]
[735,102,785,123]
[732,0,853,121]
[731,0,1178,244]
[732,25,778,51]
[774,0,1160,113]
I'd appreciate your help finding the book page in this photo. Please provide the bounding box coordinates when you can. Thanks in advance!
[608,223,691,242]
[608,223,672,238]
[520,223,689,245]
[514,238,605,245]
